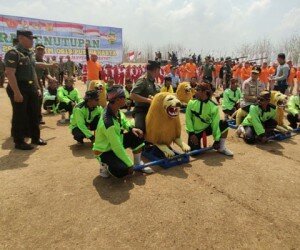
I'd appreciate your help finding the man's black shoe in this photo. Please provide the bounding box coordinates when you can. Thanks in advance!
[39,120,46,125]
[32,138,47,146]
[15,142,34,150]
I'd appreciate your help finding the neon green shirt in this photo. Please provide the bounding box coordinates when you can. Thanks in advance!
[222,88,242,110]
[57,86,82,104]
[287,95,299,116]
[185,98,221,141]
[242,104,276,136]
[70,101,103,138]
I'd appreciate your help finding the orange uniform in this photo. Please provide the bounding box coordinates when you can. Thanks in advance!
[288,67,296,85]
[164,64,172,75]
[87,60,102,81]
[268,66,276,77]
[232,65,242,79]
[297,70,300,82]
[259,67,269,84]
[240,66,251,81]
[185,62,197,78]
[179,64,187,79]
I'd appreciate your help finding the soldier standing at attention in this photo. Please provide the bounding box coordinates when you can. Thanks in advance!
[130,60,160,132]
[5,30,47,150]
[220,57,232,89]
[58,56,65,85]
[64,55,76,77]
[0,56,5,88]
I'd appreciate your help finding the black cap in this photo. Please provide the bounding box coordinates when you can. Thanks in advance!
[225,56,231,61]
[146,60,161,70]
[35,43,45,49]
[84,90,99,100]
[16,30,37,39]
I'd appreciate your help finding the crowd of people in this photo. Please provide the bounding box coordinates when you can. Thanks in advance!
[2,29,300,179]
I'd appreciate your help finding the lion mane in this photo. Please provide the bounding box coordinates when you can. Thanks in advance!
[176,82,193,104]
[88,80,107,108]
[145,92,181,146]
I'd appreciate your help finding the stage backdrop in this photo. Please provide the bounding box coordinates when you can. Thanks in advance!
[0,14,123,64]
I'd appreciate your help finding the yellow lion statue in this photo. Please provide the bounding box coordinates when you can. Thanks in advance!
[176,82,194,105]
[236,90,293,135]
[145,92,191,157]
[88,80,107,108]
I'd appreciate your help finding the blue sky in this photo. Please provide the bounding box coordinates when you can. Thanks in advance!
[1,0,299,53]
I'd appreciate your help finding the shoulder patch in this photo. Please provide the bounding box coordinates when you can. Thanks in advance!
[103,109,114,129]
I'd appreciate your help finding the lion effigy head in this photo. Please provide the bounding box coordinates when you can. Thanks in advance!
[270,90,288,108]
[145,93,182,146]
[88,80,107,108]
[176,82,193,105]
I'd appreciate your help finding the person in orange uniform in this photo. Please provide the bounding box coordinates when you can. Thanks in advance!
[164,60,172,75]
[287,60,296,95]
[179,61,187,81]
[268,62,277,90]
[259,62,270,90]
[240,61,252,82]
[232,62,242,86]
[85,43,102,90]
[214,61,223,89]
[185,58,197,81]
[297,67,300,93]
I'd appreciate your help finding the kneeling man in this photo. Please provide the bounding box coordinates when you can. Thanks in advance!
[70,90,103,144]
[185,83,234,156]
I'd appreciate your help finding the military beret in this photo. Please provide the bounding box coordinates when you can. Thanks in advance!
[146,60,161,70]
[35,43,45,49]
[16,30,37,39]
[84,90,99,100]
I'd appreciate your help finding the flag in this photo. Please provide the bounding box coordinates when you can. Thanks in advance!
[84,29,101,37]
[128,51,135,61]
[54,23,84,34]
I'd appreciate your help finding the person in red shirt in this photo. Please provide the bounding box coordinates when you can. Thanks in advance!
[113,65,119,84]
[119,65,125,85]
[85,43,102,90]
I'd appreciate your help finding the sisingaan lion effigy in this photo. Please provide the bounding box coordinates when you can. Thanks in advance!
[145,92,191,157]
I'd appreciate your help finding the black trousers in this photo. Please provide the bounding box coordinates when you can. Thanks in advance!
[43,100,56,111]
[100,131,144,178]
[7,86,40,144]
[188,120,228,151]
[244,119,277,144]
[274,83,288,94]
[287,113,299,129]
[58,72,64,85]
[58,102,73,115]
[133,107,149,133]
[71,115,100,142]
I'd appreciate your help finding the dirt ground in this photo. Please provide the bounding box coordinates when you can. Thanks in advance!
[0,81,299,250]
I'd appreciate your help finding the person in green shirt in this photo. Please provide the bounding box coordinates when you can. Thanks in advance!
[57,77,82,122]
[93,85,153,178]
[70,90,103,144]
[185,82,233,156]
[286,90,300,129]
[242,91,277,144]
[222,78,242,119]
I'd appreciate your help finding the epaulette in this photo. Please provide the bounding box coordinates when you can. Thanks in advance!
[103,109,114,129]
